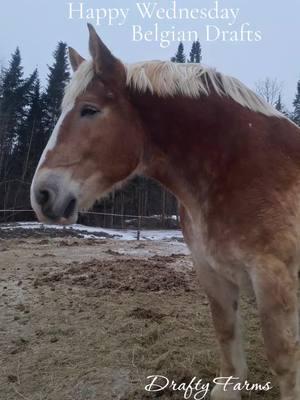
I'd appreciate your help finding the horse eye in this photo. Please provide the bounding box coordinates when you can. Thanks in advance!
[80,107,99,118]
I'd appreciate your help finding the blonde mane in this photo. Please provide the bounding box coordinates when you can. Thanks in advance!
[63,59,282,118]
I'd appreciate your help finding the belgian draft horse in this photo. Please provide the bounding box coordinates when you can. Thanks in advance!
[31,24,300,400]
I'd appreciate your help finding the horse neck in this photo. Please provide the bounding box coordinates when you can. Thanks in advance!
[131,90,243,207]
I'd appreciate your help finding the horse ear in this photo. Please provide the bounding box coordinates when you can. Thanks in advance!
[68,47,85,72]
[87,23,125,85]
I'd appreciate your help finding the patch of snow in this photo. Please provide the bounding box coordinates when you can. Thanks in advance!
[0,222,184,242]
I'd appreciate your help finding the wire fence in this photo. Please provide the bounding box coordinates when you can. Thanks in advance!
[0,208,180,239]
[0,179,179,230]
[0,209,158,219]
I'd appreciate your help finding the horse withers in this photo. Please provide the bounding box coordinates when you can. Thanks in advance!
[30,24,300,400]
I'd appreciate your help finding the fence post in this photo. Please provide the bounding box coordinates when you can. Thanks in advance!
[137,215,141,240]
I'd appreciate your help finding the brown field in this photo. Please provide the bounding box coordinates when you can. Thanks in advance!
[0,229,280,399]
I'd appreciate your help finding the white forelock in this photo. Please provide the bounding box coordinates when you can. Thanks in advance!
[62,60,94,110]
[62,59,282,118]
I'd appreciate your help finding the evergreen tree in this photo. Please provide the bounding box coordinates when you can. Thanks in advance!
[11,73,43,209]
[0,48,27,179]
[0,48,39,213]
[274,94,291,118]
[189,40,202,63]
[171,42,186,63]
[1,48,23,101]
[0,65,5,129]
[41,42,70,143]
[292,80,300,126]
[0,64,5,99]
[12,70,41,177]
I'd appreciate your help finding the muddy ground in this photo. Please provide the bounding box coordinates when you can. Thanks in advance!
[0,229,280,399]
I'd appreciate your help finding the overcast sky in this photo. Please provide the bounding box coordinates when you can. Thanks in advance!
[1,0,299,109]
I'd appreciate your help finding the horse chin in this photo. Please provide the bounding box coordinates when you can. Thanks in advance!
[78,196,97,213]
[77,177,126,217]
[78,182,114,211]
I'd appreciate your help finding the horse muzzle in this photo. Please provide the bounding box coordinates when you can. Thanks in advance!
[30,169,79,225]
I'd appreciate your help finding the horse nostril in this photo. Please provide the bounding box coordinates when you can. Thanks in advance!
[36,189,50,206]
[63,198,76,219]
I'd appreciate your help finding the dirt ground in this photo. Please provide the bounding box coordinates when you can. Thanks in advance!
[0,230,280,399]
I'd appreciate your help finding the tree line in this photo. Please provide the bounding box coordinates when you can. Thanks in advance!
[0,43,71,224]
[0,40,299,228]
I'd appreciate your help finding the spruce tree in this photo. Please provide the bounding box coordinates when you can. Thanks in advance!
[0,64,5,100]
[0,49,39,213]
[274,94,291,118]
[1,48,23,101]
[189,42,196,63]
[41,42,70,142]
[11,73,43,209]
[0,65,5,133]
[189,40,202,63]
[9,68,38,162]
[0,48,26,179]
[171,42,186,63]
[13,70,41,177]
[292,80,300,126]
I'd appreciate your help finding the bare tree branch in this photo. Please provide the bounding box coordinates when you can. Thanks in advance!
[255,77,283,106]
